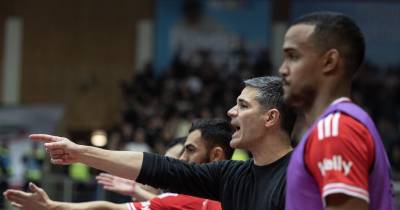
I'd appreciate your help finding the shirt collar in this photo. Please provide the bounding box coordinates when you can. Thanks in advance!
[331,97,351,105]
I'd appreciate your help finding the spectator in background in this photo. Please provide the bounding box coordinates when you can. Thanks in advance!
[22,143,44,191]
[390,143,400,180]
[0,141,10,209]
[170,0,239,68]
[124,127,151,154]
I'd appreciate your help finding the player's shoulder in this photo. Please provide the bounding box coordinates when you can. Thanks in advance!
[313,111,369,141]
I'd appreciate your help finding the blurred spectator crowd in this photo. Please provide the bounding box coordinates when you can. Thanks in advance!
[352,62,400,179]
[112,48,272,155]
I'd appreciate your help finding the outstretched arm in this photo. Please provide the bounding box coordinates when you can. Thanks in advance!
[3,182,128,210]
[52,201,127,210]
[96,173,158,201]
[30,134,143,180]
[30,134,223,200]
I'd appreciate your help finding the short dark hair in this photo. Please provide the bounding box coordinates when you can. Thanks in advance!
[167,136,186,148]
[189,118,234,159]
[293,11,365,76]
[244,76,296,135]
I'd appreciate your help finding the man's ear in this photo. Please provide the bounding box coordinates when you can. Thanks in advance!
[209,147,225,161]
[322,48,340,74]
[264,108,280,128]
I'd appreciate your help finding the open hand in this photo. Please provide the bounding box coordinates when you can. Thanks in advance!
[3,182,52,210]
[96,173,137,196]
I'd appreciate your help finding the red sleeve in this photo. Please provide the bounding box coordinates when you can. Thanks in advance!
[305,112,375,203]
[127,193,221,210]
[127,193,175,210]
[128,200,154,210]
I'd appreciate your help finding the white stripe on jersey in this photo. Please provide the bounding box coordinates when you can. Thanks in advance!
[126,202,137,210]
[318,120,324,140]
[324,114,333,138]
[332,112,340,136]
[322,182,370,203]
[318,112,341,140]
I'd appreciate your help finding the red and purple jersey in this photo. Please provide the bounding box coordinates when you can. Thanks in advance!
[305,111,375,203]
[286,98,396,210]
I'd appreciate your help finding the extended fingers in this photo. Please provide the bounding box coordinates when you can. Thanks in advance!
[47,148,65,155]
[47,148,68,161]
[96,174,115,185]
[96,174,113,182]
[29,134,64,143]
[10,201,23,208]
[3,190,31,203]
[29,182,46,198]
[50,157,71,165]
[4,189,31,198]
[44,142,67,150]
[97,173,114,179]
[102,186,118,191]
[30,135,76,166]
[96,177,114,186]
[115,176,135,184]
[97,180,114,188]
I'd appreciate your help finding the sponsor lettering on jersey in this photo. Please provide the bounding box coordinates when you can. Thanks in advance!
[317,155,352,176]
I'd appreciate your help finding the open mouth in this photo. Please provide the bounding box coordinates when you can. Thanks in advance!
[282,78,290,86]
[231,124,240,137]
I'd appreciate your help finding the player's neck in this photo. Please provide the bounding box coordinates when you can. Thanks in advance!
[251,132,292,166]
[304,81,351,125]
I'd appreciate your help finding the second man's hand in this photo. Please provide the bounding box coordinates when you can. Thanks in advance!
[96,173,137,196]
[29,134,83,165]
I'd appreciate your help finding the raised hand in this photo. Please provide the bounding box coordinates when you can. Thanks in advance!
[3,182,53,210]
[30,134,83,165]
[96,173,137,196]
